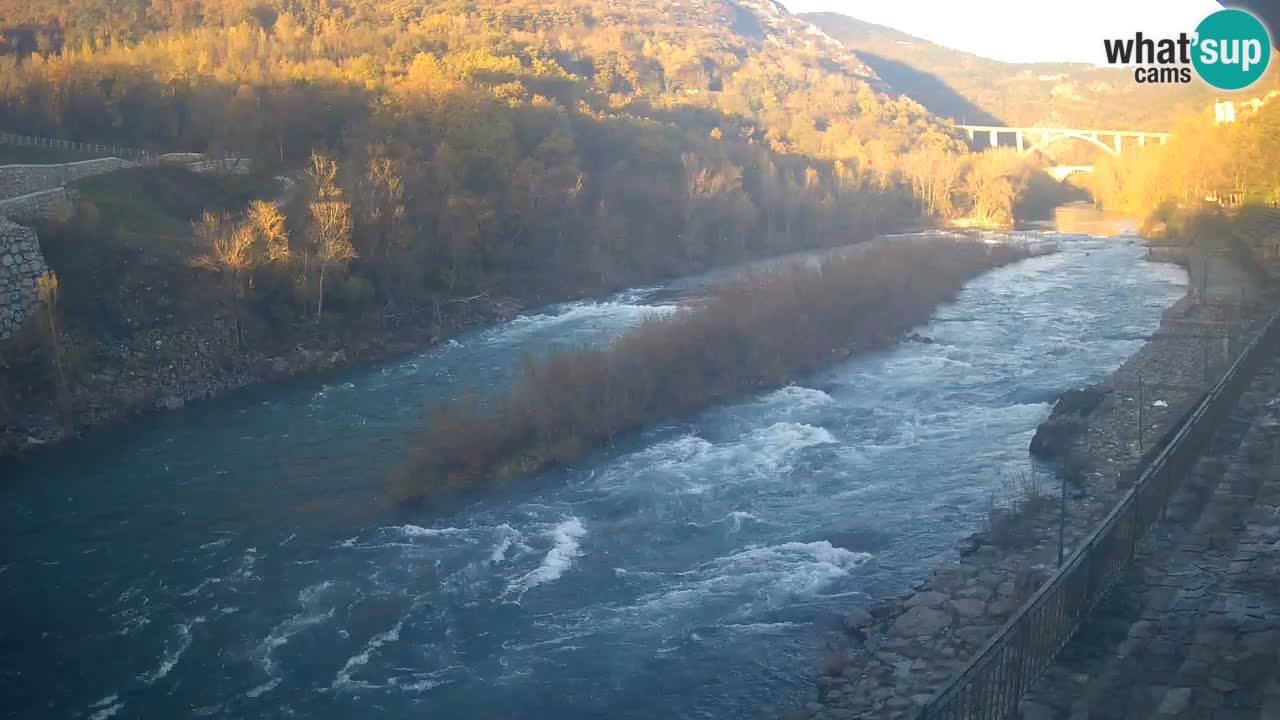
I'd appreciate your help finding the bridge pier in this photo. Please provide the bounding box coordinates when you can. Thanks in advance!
[956,125,1172,157]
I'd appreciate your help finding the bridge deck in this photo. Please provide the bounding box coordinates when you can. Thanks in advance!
[957,125,1172,138]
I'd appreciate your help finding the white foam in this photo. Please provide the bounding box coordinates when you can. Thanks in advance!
[487,300,677,346]
[390,665,466,692]
[199,537,230,550]
[89,694,118,708]
[258,581,337,675]
[245,677,281,698]
[724,511,759,533]
[88,702,124,720]
[489,524,521,563]
[758,385,835,415]
[331,618,406,691]
[507,518,587,595]
[395,524,469,538]
[141,617,204,684]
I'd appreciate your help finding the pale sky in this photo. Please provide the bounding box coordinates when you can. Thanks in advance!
[780,0,1226,64]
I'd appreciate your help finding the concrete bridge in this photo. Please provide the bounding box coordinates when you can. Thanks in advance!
[957,125,1172,156]
[1046,165,1095,181]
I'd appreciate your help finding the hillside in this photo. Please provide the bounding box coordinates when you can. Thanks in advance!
[1,0,984,449]
[803,11,1280,130]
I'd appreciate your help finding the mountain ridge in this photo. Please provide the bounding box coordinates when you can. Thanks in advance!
[802,10,1280,130]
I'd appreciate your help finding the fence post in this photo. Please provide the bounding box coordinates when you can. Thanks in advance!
[1203,335,1210,385]
[1137,373,1144,455]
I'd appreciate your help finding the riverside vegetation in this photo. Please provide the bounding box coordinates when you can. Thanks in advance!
[392,237,1044,503]
[0,0,1067,450]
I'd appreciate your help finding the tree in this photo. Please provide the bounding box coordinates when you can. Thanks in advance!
[306,152,356,320]
[902,147,966,220]
[36,270,72,430]
[964,149,1032,227]
[193,202,290,348]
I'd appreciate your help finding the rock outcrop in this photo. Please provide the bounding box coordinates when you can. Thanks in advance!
[1029,386,1111,459]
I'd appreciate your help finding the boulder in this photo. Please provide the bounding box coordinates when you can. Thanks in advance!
[949,598,986,620]
[904,591,948,609]
[894,606,951,637]
[1030,387,1112,459]
[844,608,873,633]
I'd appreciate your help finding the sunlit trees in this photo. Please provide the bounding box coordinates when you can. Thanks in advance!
[901,148,967,219]
[305,153,356,321]
[193,201,290,347]
[964,149,1033,227]
[1082,101,1280,217]
[35,270,71,428]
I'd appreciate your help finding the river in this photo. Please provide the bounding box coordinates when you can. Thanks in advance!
[2,226,1187,720]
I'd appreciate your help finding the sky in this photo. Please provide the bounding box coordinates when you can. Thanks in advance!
[779,0,1226,64]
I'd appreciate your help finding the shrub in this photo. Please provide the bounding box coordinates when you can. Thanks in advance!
[392,237,1045,504]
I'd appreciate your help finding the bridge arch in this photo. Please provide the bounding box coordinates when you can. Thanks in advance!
[1024,130,1117,158]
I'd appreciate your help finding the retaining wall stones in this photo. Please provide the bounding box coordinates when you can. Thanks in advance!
[0,157,136,199]
[0,187,76,225]
[0,217,48,340]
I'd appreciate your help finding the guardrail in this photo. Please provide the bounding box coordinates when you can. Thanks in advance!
[0,131,158,164]
[917,303,1280,720]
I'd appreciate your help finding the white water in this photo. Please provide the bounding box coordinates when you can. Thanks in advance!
[2,232,1187,720]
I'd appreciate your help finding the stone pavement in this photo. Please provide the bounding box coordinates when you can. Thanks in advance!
[1016,356,1280,719]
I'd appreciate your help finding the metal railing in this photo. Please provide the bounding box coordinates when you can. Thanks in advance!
[0,131,158,164]
[917,304,1280,720]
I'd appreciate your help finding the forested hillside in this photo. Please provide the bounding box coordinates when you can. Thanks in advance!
[4,0,1031,445]
[804,11,1280,131]
[0,0,972,299]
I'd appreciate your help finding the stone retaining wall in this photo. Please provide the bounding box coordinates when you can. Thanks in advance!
[0,217,48,340]
[0,157,136,199]
[0,187,75,224]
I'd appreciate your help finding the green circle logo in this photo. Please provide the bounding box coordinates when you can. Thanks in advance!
[1193,9,1272,90]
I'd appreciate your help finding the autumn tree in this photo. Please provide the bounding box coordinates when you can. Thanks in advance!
[35,270,72,429]
[306,152,356,321]
[901,147,966,220]
[193,201,290,348]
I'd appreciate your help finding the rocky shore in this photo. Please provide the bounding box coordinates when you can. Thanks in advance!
[803,253,1277,720]
[0,294,525,460]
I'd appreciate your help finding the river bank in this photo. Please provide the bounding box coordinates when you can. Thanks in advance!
[1,229,1186,720]
[805,246,1276,719]
[0,291,528,461]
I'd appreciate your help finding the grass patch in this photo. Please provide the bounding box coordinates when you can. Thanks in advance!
[69,167,279,260]
[392,237,1047,504]
[34,167,280,337]
[0,144,112,165]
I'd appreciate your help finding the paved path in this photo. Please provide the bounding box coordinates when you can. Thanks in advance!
[1017,354,1280,719]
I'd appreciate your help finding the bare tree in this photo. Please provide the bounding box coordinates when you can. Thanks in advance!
[309,198,355,321]
[305,152,357,321]
[193,202,291,348]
